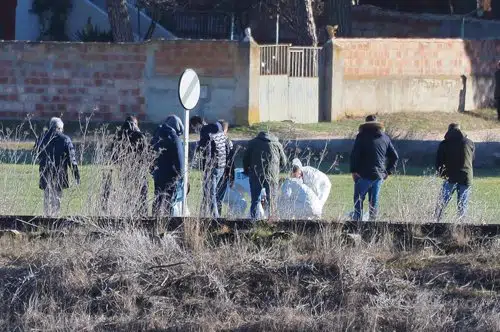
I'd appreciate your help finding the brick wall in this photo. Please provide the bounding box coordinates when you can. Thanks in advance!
[0,40,243,122]
[154,40,237,77]
[334,39,500,78]
[330,38,500,115]
[0,43,146,121]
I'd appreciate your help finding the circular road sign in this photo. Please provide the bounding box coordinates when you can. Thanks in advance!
[178,69,201,110]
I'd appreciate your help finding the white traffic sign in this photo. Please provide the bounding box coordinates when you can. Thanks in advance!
[178,69,201,110]
[178,69,200,217]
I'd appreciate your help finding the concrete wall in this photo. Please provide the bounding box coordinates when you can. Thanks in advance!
[332,38,500,116]
[2,37,499,124]
[68,0,113,41]
[15,0,39,41]
[0,40,257,124]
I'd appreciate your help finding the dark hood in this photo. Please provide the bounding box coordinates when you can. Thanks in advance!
[256,131,278,142]
[165,115,184,136]
[158,123,178,139]
[444,128,465,141]
[359,122,384,137]
[120,120,135,132]
[200,122,223,136]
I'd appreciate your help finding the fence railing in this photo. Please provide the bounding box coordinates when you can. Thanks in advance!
[260,45,321,77]
[154,10,234,40]
[260,44,290,75]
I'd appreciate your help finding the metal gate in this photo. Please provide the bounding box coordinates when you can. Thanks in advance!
[259,45,321,123]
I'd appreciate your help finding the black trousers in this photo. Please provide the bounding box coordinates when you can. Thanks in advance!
[153,180,177,217]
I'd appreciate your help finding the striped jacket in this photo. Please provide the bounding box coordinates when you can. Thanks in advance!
[198,123,227,170]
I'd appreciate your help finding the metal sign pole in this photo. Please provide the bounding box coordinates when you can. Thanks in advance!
[182,109,190,217]
[178,68,200,218]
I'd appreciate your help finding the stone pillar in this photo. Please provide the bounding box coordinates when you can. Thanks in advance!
[319,39,344,121]
[233,40,260,125]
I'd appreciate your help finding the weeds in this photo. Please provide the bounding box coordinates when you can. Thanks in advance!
[1,225,500,330]
[1,116,500,330]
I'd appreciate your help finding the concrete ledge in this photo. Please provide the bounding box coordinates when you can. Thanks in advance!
[1,215,499,241]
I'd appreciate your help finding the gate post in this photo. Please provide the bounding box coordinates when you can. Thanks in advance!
[233,40,261,125]
[319,39,344,121]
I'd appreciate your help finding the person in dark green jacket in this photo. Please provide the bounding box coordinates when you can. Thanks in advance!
[243,131,287,219]
[435,123,475,221]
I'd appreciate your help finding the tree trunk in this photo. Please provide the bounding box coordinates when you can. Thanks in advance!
[106,0,135,42]
[296,0,318,46]
[325,0,352,37]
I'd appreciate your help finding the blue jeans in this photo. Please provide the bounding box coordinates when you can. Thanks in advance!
[216,173,230,216]
[353,178,384,221]
[202,167,224,218]
[435,181,471,221]
[249,174,273,219]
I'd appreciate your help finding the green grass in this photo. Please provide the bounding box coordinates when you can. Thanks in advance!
[1,164,499,223]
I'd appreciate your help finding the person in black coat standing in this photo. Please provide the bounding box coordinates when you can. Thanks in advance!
[495,60,500,121]
[102,115,148,215]
[350,115,399,221]
[151,115,185,216]
[34,117,80,216]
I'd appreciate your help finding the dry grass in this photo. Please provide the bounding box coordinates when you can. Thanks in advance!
[1,226,500,331]
[1,116,500,331]
[231,110,500,140]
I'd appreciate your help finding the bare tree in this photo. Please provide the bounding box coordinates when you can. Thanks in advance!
[296,0,319,45]
[324,0,352,37]
[106,0,135,42]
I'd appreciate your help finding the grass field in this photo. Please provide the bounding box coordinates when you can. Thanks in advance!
[2,112,500,330]
[1,111,499,152]
[1,164,499,223]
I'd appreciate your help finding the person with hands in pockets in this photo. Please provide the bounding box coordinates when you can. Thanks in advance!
[350,115,398,221]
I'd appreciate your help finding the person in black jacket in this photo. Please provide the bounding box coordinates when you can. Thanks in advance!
[151,115,185,216]
[197,121,227,218]
[215,120,236,216]
[102,115,148,215]
[495,61,500,121]
[34,117,80,216]
[435,123,475,221]
[190,116,207,134]
[350,115,399,221]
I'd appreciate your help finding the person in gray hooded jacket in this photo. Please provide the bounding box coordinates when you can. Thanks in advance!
[243,131,287,219]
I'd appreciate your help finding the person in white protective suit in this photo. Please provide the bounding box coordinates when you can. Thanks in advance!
[222,168,266,219]
[277,175,322,220]
[290,158,332,216]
